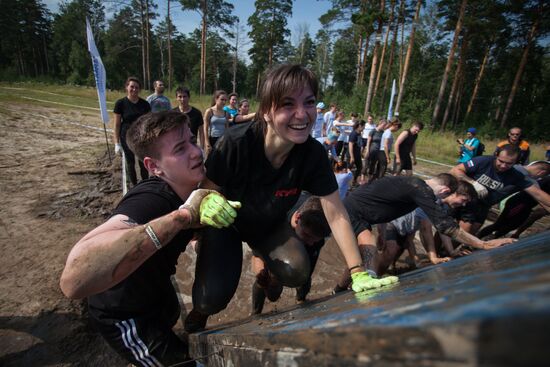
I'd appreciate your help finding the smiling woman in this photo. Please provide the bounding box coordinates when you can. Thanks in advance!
[183,64,386,333]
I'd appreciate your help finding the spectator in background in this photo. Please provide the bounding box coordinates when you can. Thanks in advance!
[234,99,256,124]
[113,77,151,186]
[361,115,376,153]
[146,80,172,112]
[322,103,337,136]
[457,127,480,163]
[312,102,325,138]
[381,119,402,177]
[334,161,353,200]
[394,121,423,176]
[545,143,550,161]
[362,118,389,182]
[348,120,365,186]
[316,132,339,165]
[224,92,239,125]
[174,86,204,148]
[203,90,229,155]
[334,111,354,159]
[495,127,530,165]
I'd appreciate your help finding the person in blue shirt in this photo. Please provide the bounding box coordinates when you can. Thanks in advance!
[457,127,480,163]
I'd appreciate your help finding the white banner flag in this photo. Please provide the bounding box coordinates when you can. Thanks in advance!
[387,79,397,120]
[86,18,109,124]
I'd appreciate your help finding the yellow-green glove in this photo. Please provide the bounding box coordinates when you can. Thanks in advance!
[180,189,241,228]
[199,192,241,228]
[351,271,399,293]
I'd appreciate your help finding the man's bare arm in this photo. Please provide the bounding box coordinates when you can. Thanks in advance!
[524,185,550,213]
[60,209,193,299]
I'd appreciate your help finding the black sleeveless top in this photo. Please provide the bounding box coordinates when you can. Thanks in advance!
[398,130,417,155]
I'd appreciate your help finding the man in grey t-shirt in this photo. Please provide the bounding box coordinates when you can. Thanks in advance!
[147,80,172,112]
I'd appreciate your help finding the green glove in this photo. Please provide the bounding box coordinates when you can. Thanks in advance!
[351,271,399,293]
[199,192,241,228]
[180,189,241,228]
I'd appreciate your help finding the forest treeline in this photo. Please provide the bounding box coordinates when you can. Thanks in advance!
[1,0,549,140]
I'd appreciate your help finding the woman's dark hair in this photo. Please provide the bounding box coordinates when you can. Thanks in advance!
[254,64,318,134]
[211,90,227,106]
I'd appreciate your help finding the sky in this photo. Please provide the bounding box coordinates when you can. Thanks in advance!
[43,0,333,58]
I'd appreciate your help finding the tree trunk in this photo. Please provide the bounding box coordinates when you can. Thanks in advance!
[431,0,467,127]
[42,33,50,74]
[374,0,395,100]
[465,42,490,120]
[452,74,465,127]
[355,32,363,85]
[167,0,172,91]
[500,13,540,128]
[358,34,371,84]
[200,0,207,95]
[139,1,146,87]
[363,11,383,116]
[441,34,468,131]
[232,19,239,93]
[145,0,151,90]
[394,0,421,116]
[158,38,165,78]
[381,0,403,111]
[398,0,405,86]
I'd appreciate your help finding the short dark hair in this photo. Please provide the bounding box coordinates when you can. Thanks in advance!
[498,144,520,158]
[125,76,141,88]
[391,120,403,129]
[228,92,238,99]
[297,197,331,238]
[412,121,424,130]
[434,173,458,193]
[350,112,359,118]
[530,160,550,173]
[455,180,476,201]
[354,120,365,130]
[175,86,190,97]
[126,110,189,160]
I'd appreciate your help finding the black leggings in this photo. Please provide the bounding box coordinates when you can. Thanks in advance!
[121,124,148,186]
[352,149,362,182]
[366,150,387,179]
[192,222,311,315]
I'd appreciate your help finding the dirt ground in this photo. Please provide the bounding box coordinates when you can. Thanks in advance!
[0,102,547,366]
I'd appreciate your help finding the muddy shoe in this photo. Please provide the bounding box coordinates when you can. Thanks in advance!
[184,309,208,333]
[264,280,283,302]
[251,280,266,315]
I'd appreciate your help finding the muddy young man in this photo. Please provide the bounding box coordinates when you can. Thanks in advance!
[450,144,550,235]
[250,194,332,315]
[333,173,513,292]
[60,111,240,366]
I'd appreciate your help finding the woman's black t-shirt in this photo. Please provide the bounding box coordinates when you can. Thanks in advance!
[113,97,151,127]
[205,122,338,242]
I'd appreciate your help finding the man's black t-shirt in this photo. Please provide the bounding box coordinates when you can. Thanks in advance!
[88,177,192,323]
[368,129,384,153]
[206,122,338,242]
[349,130,363,156]
[344,176,458,236]
[114,97,151,127]
[463,156,533,205]
[398,130,417,155]
[172,106,203,137]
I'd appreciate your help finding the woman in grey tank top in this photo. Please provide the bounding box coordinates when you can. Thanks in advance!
[204,90,229,155]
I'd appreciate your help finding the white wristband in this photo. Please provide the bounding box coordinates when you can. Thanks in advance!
[145,225,163,250]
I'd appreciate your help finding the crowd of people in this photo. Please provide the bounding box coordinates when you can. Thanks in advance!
[60,65,550,367]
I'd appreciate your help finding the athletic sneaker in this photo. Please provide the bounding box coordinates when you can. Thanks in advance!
[184,309,208,333]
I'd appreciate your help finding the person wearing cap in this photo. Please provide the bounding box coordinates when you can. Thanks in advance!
[312,102,326,138]
[457,128,480,163]
[316,132,339,164]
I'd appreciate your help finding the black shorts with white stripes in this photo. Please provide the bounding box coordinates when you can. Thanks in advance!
[91,314,194,367]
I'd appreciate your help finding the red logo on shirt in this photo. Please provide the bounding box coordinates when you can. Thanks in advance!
[274,188,299,197]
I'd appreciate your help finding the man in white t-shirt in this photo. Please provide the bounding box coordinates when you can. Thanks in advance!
[322,103,337,136]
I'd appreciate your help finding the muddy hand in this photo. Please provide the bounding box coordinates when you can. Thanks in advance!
[351,271,399,293]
